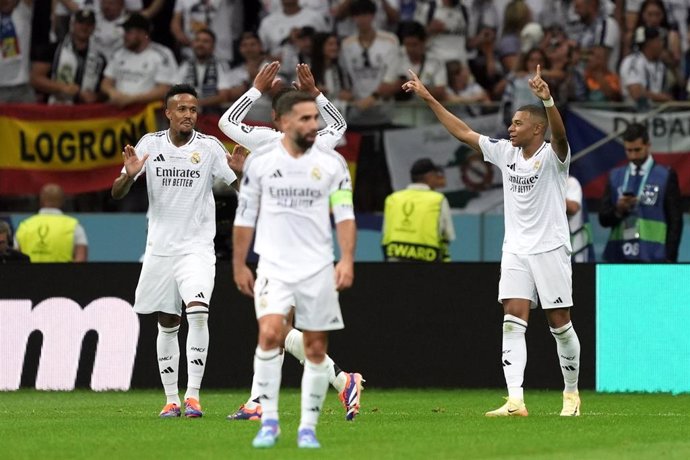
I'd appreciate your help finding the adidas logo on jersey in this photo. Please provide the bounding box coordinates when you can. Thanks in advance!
[270,169,283,178]
[154,154,166,162]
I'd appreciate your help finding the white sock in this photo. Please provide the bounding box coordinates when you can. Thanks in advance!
[254,346,283,421]
[157,324,181,405]
[284,328,344,391]
[299,358,330,432]
[246,352,284,409]
[185,306,209,401]
[502,314,527,400]
[550,321,580,393]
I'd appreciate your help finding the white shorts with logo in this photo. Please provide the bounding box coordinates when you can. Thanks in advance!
[253,264,345,331]
[134,250,216,315]
[498,245,573,309]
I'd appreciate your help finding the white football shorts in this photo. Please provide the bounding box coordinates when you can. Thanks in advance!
[253,263,345,331]
[498,245,573,309]
[133,250,216,315]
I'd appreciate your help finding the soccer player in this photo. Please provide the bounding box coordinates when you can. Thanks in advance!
[403,65,582,417]
[111,83,244,418]
[219,62,364,425]
[220,61,357,448]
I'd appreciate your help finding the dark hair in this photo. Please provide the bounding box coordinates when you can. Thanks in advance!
[350,0,376,16]
[516,104,547,123]
[273,91,315,117]
[311,32,339,87]
[397,21,427,42]
[272,87,297,110]
[636,0,671,30]
[195,28,216,43]
[164,84,197,106]
[622,122,650,143]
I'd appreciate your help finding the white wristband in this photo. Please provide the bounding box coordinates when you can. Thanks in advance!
[542,97,554,107]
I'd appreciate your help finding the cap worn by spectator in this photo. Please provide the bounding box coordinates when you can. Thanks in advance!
[122,13,151,32]
[74,9,96,25]
[634,26,665,46]
[410,158,443,177]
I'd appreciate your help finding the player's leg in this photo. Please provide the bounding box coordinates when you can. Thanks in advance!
[534,246,580,416]
[251,274,293,448]
[294,264,346,447]
[177,251,215,418]
[133,252,182,417]
[486,252,535,417]
[157,312,182,417]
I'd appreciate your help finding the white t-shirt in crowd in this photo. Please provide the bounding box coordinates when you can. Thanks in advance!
[341,30,400,99]
[258,7,329,56]
[0,1,32,86]
[104,42,178,94]
[128,129,237,256]
[479,135,571,255]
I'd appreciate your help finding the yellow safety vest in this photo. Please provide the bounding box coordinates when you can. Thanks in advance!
[382,188,447,262]
[15,214,78,262]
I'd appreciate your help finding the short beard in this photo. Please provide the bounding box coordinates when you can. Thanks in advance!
[295,134,314,151]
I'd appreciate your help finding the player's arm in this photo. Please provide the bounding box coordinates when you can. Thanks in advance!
[331,160,356,291]
[293,63,347,149]
[232,159,261,296]
[402,70,481,151]
[112,144,149,199]
[528,64,568,162]
[218,61,282,150]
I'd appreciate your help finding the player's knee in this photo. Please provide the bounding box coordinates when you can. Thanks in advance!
[258,326,283,349]
[158,312,181,328]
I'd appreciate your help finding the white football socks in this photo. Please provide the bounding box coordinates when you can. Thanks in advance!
[157,324,181,405]
[299,358,330,431]
[253,346,283,421]
[502,314,528,400]
[550,321,581,393]
[185,306,209,401]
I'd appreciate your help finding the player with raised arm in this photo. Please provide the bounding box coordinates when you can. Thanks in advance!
[403,65,582,417]
[219,62,364,424]
[220,62,357,449]
[112,84,244,418]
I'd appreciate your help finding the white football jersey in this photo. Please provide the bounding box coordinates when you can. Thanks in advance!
[234,140,354,282]
[128,129,237,256]
[104,43,178,94]
[479,135,571,255]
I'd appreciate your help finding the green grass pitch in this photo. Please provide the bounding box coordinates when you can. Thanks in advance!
[2,389,689,459]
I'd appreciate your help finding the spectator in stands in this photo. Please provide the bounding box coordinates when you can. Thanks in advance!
[170,0,242,64]
[279,25,316,84]
[0,220,30,264]
[14,183,89,262]
[465,0,500,92]
[53,0,165,45]
[340,0,400,126]
[310,31,353,106]
[633,0,683,96]
[619,26,673,107]
[382,158,455,262]
[566,175,594,262]
[572,0,621,72]
[380,21,446,101]
[226,32,281,123]
[30,10,108,104]
[599,122,682,262]
[581,44,622,102]
[333,0,401,37]
[0,0,34,103]
[176,28,233,114]
[412,0,469,66]
[496,0,532,75]
[90,0,127,60]
[101,13,178,108]
[444,59,490,115]
[257,0,328,61]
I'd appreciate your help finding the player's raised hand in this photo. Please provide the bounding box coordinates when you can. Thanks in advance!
[122,144,148,179]
[228,144,248,173]
[253,61,281,93]
[528,64,551,101]
[294,63,320,98]
[402,69,433,101]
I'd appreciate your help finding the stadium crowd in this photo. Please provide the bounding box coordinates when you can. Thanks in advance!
[1,0,689,214]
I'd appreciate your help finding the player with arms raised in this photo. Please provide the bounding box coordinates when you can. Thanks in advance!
[403,65,582,417]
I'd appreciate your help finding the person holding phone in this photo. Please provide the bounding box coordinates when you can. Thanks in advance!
[599,122,682,262]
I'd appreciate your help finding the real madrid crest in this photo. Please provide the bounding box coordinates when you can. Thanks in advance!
[311,167,321,180]
[533,160,541,171]
[190,152,201,164]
